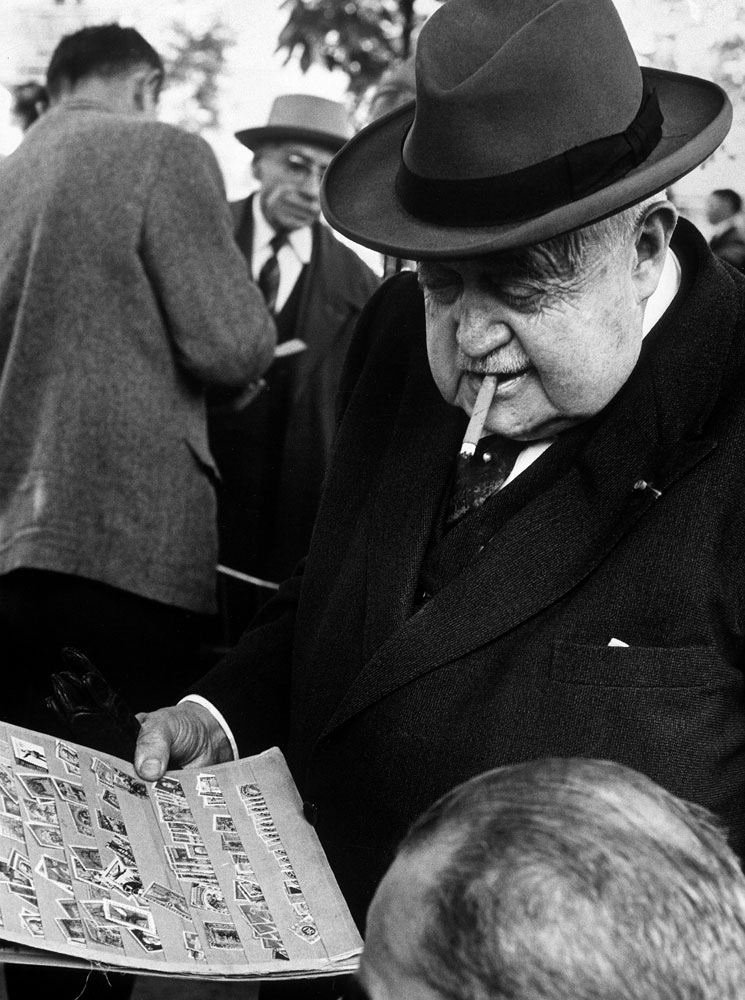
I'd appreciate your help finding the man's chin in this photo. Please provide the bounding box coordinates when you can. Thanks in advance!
[484,411,582,442]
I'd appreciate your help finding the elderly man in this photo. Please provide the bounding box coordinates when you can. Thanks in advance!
[135,0,745,982]
[0,24,274,737]
[356,758,745,1000]
[209,95,379,641]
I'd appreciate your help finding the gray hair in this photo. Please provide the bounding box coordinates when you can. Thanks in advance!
[399,758,745,1000]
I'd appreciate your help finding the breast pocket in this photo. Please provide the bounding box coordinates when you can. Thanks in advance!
[549,640,735,690]
[541,641,744,796]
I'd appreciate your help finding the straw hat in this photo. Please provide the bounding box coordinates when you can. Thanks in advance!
[236,94,353,154]
[322,0,731,259]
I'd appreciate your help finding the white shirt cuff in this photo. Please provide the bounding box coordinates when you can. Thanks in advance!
[179,695,239,761]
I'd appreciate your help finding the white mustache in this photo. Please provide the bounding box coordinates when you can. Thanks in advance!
[456,348,531,376]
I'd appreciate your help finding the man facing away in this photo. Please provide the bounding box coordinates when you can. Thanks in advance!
[134,3,745,996]
[706,186,745,271]
[208,94,379,642]
[357,758,745,1000]
[0,24,275,736]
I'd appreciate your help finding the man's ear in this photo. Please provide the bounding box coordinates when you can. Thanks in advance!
[633,200,678,302]
[251,153,264,183]
[132,73,147,112]
[131,69,160,116]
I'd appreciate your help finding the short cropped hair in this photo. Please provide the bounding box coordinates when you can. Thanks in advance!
[713,188,742,215]
[399,758,745,1000]
[46,24,164,101]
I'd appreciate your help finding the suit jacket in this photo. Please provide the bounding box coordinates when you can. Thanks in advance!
[709,223,745,271]
[0,102,274,614]
[210,196,379,584]
[195,218,745,926]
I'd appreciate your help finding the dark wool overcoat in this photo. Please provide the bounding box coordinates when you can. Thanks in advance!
[195,219,745,927]
[210,195,379,584]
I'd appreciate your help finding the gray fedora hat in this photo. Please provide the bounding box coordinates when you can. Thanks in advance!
[322,0,731,259]
[236,94,353,154]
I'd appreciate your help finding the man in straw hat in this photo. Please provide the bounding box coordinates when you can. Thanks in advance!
[209,94,379,642]
[136,0,745,987]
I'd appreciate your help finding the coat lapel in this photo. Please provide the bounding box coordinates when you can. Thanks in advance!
[290,226,363,403]
[362,335,466,658]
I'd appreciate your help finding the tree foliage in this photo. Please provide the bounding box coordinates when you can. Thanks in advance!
[165,19,234,129]
[276,0,437,96]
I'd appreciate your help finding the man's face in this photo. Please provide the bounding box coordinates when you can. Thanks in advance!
[252,142,334,232]
[355,843,452,1000]
[419,237,646,441]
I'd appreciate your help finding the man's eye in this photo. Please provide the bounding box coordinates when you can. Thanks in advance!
[417,269,461,303]
[286,156,309,173]
[494,284,542,311]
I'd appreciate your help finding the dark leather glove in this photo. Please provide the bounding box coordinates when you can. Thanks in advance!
[46,647,141,760]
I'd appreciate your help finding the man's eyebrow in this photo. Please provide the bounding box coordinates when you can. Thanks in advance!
[416,261,452,277]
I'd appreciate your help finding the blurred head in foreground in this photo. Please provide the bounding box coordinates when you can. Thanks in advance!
[357,758,745,1000]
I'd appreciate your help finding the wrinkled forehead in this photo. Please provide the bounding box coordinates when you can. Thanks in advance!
[416,241,594,288]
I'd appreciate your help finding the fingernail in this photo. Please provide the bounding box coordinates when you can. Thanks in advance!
[140,758,162,780]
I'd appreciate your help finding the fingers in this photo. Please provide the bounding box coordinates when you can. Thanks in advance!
[133,702,231,782]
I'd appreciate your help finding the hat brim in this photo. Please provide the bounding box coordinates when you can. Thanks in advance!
[321,68,731,259]
[235,125,349,154]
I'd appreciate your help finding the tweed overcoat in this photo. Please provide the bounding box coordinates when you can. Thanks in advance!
[194,219,745,926]
[210,195,379,583]
[0,102,274,614]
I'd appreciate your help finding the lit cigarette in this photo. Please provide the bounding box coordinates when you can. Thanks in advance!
[459,375,498,458]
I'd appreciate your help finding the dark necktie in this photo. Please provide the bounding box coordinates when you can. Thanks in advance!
[446,433,523,525]
[257,231,287,313]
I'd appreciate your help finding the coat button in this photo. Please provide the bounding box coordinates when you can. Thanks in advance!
[303,801,318,825]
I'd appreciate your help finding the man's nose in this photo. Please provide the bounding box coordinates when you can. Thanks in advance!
[298,169,324,199]
[455,292,512,357]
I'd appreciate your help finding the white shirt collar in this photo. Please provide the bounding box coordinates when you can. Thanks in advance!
[252,195,313,265]
[642,248,680,337]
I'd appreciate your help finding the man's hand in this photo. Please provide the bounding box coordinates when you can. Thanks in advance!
[134,701,233,782]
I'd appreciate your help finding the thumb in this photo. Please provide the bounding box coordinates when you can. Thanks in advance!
[134,709,176,781]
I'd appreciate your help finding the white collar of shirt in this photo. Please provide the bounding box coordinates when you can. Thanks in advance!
[643,247,680,335]
[252,196,313,313]
[500,248,681,489]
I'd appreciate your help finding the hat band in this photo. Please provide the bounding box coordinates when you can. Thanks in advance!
[396,87,663,227]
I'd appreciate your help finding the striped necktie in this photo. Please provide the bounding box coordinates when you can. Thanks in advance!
[257,231,287,313]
